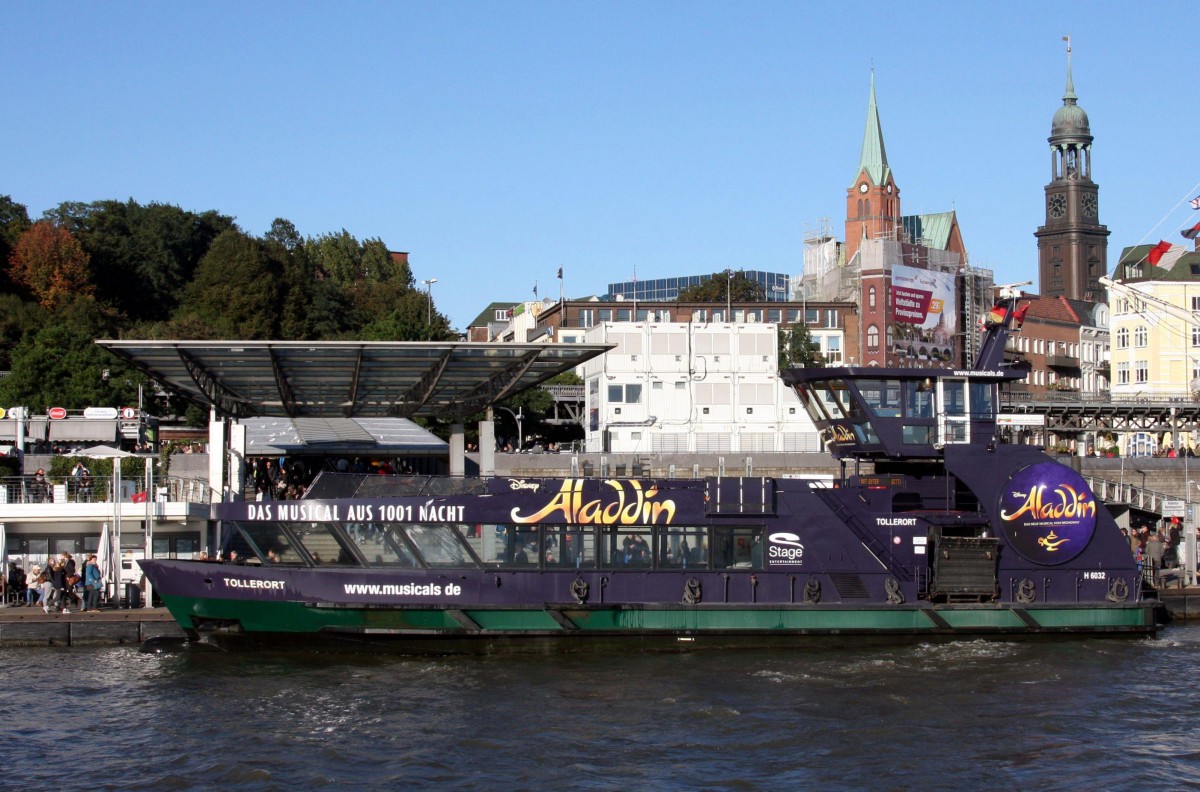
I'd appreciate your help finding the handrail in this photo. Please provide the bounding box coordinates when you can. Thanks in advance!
[0,475,210,505]
[1083,475,1177,516]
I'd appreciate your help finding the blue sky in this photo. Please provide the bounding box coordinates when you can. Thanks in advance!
[3,2,1197,331]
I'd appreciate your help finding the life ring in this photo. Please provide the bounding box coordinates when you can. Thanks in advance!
[884,576,905,605]
[1016,577,1037,604]
[803,576,821,605]
[682,577,702,605]
[570,577,589,604]
[1107,577,1129,603]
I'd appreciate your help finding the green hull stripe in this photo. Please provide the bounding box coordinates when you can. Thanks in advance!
[163,595,1154,636]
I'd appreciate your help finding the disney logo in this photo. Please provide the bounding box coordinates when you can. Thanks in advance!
[508,479,540,493]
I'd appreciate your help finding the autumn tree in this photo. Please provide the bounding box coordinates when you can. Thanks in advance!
[7,222,94,309]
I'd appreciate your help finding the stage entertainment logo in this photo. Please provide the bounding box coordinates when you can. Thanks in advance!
[998,462,1097,565]
[767,532,805,566]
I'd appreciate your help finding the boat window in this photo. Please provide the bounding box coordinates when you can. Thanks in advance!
[236,522,305,566]
[543,526,594,569]
[853,421,881,445]
[292,523,362,566]
[810,380,857,420]
[353,524,420,567]
[943,380,967,416]
[712,526,763,569]
[658,527,708,569]
[601,527,653,567]
[970,382,995,418]
[858,379,902,417]
[401,525,477,568]
[794,385,831,424]
[483,524,538,567]
[903,380,935,418]
[828,380,860,419]
[902,425,935,445]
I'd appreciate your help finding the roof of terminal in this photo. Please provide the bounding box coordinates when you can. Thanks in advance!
[97,340,610,419]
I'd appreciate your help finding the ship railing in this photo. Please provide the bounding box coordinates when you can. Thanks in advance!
[1082,475,1176,516]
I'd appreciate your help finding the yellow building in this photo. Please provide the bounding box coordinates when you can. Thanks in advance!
[1107,243,1200,401]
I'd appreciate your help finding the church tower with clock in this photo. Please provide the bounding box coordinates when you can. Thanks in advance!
[1034,43,1109,300]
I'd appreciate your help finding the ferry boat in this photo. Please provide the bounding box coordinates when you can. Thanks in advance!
[138,295,1158,650]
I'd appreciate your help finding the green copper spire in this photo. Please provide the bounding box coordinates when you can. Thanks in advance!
[1063,36,1077,103]
[854,73,891,188]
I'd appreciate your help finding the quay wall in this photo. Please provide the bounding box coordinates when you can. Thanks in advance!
[0,608,185,647]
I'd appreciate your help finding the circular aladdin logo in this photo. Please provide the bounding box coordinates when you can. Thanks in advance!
[998,462,1097,565]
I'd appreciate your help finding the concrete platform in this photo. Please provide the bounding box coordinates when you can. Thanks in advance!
[0,605,184,647]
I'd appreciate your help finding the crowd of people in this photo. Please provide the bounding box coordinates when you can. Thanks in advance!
[5,553,104,613]
[1125,521,1186,585]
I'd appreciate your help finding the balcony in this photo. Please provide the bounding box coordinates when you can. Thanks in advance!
[1046,354,1081,370]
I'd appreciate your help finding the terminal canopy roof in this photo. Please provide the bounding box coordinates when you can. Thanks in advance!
[97,340,609,419]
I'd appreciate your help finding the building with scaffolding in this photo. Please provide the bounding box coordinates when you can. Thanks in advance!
[799,75,994,369]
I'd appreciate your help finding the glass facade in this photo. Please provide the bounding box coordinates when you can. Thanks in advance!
[607,271,791,302]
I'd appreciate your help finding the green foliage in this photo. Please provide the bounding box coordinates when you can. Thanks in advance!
[0,296,144,409]
[0,293,47,370]
[676,271,765,303]
[0,195,32,291]
[46,199,234,322]
[0,193,460,416]
[778,324,825,369]
[175,229,285,338]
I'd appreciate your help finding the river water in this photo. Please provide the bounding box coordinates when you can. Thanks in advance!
[4,624,1199,790]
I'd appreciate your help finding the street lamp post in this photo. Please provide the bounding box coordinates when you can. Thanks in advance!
[422,278,438,323]
[726,269,734,320]
[494,406,523,452]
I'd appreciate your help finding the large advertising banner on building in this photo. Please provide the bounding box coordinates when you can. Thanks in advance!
[890,264,958,363]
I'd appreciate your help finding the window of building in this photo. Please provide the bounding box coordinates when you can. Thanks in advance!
[805,308,818,325]
[1135,326,1147,347]
[1116,362,1129,385]
[824,336,842,364]
[867,324,880,350]
[1116,327,1128,349]
[1135,360,1148,384]
[825,310,838,328]
[1192,296,1200,312]
[607,383,643,404]
[868,286,877,310]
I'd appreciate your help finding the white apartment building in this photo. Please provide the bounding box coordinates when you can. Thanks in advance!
[578,322,823,455]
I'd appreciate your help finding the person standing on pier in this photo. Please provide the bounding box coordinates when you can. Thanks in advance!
[82,555,102,612]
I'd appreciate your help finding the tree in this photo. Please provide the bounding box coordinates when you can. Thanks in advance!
[0,296,143,409]
[778,324,825,369]
[45,199,235,322]
[7,222,94,309]
[0,195,31,292]
[0,293,47,370]
[676,270,765,302]
[174,229,284,338]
